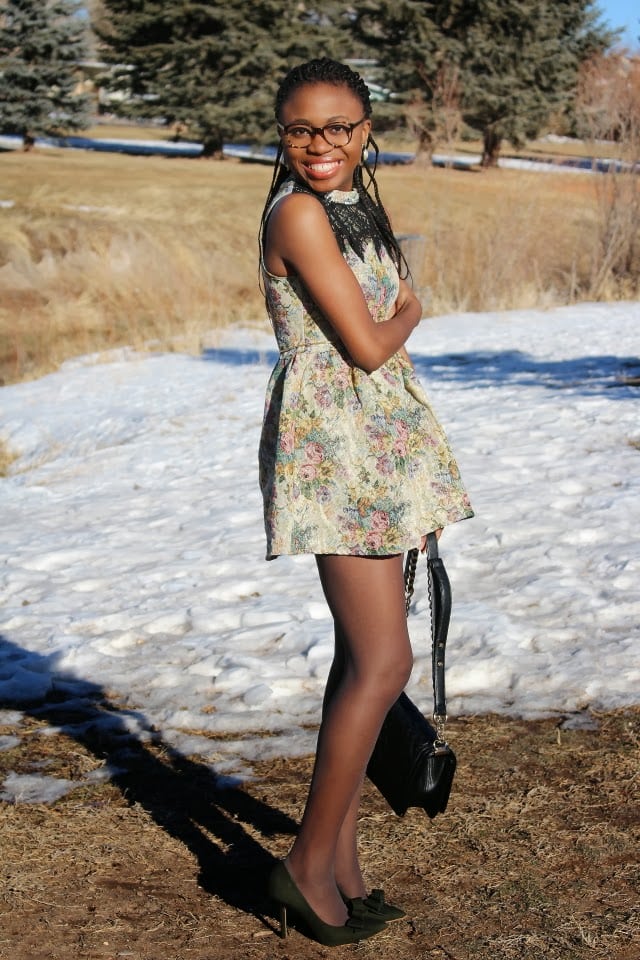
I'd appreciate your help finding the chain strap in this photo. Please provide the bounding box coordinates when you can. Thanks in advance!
[403,548,419,615]
[404,542,449,747]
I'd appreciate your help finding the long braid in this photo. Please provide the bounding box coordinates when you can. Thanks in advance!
[259,57,409,280]
[354,135,409,277]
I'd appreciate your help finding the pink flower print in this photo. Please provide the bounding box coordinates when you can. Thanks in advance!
[392,439,407,457]
[300,463,317,481]
[314,385,332,408]
[280,431,294,454]
[395,420,409,440]
[305,441,324,464]
[334,367,350,390]
[365,530,384,550]
[366,426,386,452]
[370,510,390,532]
[376,454,394,476]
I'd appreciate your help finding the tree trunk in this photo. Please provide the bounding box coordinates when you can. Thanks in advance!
[201,129,224,158]
[481,127,501,167]
[413,128,434,165]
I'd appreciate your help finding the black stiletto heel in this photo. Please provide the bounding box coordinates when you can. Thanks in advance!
[278,903,288,938]
[268,861,386,946]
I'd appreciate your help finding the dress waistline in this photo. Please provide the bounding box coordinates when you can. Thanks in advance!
[278,339,341,359]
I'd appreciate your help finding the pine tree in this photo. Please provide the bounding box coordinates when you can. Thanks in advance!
[93,1,346,156]
[0,0,92,148]
[353,0,617,163]
[450,0,618,165]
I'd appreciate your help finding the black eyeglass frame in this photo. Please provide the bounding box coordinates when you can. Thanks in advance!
[277,116,368,149]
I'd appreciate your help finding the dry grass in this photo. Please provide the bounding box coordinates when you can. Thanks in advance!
[0,437,18,477]
[1,145,637,385]
[0,704,638,960]
[0,150,272,384]
[388,165,605,312]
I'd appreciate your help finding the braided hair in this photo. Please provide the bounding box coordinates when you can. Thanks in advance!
[259,57,409,279]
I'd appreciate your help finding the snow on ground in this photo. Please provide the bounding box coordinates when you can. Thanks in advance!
[1,302,639,802]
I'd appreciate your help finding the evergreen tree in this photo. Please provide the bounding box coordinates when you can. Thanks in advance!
[93,1,347,155]
[450,0,618,165]
[353,0,617,163]
[0,0,92,148]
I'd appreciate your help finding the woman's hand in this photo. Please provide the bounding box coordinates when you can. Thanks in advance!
[394,277,418,314]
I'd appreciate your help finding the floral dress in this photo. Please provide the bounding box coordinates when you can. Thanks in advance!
[259,181,473,560]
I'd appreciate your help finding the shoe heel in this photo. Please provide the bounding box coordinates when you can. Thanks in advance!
[278,904,288,939]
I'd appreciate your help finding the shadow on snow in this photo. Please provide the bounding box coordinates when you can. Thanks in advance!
[412,351,640,398]
[202,346,640,399]
[0,633,296,929]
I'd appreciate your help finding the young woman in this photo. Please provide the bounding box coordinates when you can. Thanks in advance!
[258,58,473,946]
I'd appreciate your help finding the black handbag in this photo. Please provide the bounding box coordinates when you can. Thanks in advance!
[367,532,457,818]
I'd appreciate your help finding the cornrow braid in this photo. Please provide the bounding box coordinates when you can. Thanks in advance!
[259,57,409,282]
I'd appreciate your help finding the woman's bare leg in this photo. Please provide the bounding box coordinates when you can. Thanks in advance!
[285,554,412,925]
[322,628,366,900]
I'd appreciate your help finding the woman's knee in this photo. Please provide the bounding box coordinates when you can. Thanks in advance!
[389,647,414,694]
[356,643,413,700]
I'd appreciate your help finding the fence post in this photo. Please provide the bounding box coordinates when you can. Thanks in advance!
[396,233,430,308]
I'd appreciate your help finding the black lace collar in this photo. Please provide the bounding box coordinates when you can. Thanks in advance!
[289,178,386,262]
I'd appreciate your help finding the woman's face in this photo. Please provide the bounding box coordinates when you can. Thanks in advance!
[278,82,371,194]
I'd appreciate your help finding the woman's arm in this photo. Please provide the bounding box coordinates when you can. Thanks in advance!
[265,193,421,373]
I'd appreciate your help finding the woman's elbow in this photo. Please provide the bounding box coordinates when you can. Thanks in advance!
[350,346,389,374]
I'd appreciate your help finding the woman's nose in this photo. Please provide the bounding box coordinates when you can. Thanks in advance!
[308,131,333,152]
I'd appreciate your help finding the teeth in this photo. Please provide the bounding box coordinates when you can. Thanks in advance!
[308,161,339,172]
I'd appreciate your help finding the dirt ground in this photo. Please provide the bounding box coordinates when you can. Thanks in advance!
[1,706,638,960]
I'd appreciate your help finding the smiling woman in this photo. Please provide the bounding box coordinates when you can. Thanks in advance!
[255,58,473,948]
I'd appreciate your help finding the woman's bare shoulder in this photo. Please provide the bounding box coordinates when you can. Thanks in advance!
[269,189,326,227]
[266,190,341,271]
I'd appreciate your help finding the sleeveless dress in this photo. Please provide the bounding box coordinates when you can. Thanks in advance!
[259,180,473,560]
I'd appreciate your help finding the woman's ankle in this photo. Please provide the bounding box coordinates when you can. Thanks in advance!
[285,849,332,890]
[335,866,367,901]
[283,853,349,925]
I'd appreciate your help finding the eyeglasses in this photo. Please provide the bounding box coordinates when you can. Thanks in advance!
[277,117,367,149]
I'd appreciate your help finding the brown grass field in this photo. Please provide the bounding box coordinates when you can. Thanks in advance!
[1,141,637,387]
[1,706,638,960]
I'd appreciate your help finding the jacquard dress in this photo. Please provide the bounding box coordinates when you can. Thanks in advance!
[259,179,473,560]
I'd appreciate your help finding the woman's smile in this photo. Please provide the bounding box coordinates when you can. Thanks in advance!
[302,158,345,180]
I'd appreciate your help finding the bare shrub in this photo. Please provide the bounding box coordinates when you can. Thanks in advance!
[405,62,463,160]
[576,52,640,298]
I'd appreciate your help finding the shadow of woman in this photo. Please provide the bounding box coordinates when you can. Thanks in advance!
[0,633,298,929]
